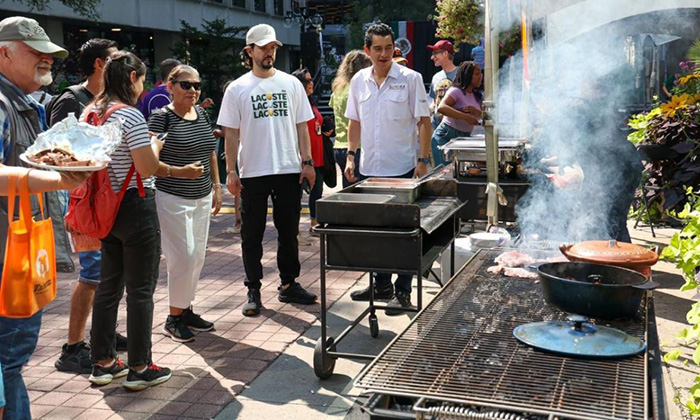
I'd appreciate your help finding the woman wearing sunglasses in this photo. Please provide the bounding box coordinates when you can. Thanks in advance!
[147,65,222,343]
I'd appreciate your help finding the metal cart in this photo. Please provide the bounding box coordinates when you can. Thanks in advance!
[313,178,464,379]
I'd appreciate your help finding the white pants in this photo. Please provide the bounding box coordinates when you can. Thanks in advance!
[156,190,212,309]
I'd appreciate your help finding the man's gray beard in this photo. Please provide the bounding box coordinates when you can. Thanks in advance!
[36,70,52,87]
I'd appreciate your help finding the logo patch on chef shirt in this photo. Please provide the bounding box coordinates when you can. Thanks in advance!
[388,83,407,91]
[251,91,290,119]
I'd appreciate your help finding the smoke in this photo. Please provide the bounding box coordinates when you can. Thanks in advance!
[493,1,683,242]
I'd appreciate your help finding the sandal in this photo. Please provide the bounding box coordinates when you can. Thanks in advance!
[223,223,242,234]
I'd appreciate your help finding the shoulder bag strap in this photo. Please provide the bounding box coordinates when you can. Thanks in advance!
[6,173,17,226]
[66,85,92,108]
[99,103,130,125]
[18,173,33,233]
[107,104,146,198]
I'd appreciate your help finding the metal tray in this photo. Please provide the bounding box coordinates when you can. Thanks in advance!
[318,193,395,204]
[354,183,420,204]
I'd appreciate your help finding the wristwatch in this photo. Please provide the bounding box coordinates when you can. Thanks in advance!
[302,159,315,166]
[417,157,430,165]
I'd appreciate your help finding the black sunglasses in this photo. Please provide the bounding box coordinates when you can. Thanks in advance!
[174,81,202,90]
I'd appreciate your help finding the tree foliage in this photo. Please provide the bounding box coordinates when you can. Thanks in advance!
[345,0,435,49]
[171,19,248,120]
[1,0,101,19]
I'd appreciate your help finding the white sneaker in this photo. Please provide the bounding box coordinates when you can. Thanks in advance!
[297,233,313,246]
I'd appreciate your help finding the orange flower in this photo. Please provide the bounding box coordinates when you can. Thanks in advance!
[678,73,700,85]
[660,95,689,118]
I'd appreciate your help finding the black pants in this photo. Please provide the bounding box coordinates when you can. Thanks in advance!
[91,189,160,367]
[360,168,415,294]
[241,173,302,289]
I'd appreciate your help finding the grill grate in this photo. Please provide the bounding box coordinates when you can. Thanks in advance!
[356,249,647,420]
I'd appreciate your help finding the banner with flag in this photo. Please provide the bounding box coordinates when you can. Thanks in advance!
[391,21,415,68]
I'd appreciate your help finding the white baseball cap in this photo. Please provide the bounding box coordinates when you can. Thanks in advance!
[246,24,283,47]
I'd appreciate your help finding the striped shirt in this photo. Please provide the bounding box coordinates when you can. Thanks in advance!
[147,107,217,199]
[103,106,155,192]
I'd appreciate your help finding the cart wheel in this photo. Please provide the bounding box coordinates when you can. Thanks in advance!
[369,314,379,338]
[314,336,336,380]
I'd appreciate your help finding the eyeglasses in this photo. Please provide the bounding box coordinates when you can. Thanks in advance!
[431,50,446,57]
[174,81,202,90]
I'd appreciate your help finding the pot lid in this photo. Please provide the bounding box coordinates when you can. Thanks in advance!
[513,316,646,358]
[561,240,658,266]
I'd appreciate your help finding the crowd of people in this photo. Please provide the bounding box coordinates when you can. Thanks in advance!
[0,15,485,419]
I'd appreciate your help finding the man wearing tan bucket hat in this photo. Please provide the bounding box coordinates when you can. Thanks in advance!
[0,16,71,420]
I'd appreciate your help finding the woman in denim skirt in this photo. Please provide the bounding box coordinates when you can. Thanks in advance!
[432,61,484,166]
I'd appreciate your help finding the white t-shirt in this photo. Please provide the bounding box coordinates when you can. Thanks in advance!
[217,70,314,179]
[345,62,430,177]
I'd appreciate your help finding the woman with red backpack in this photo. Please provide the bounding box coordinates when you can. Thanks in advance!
[85,51,171,391]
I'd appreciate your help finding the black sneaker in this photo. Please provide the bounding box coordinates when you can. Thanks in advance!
[385,289,413,316]
[278,282,317,304]
[242,289,262,317]
[88,358,129,386]
[55,342,92,374]
[115,332,128,352]
[181,307,214,332]
[350,282,394,301]
[123,364,172,391]
[163,315,195,343]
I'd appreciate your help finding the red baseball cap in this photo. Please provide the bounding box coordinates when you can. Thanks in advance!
[427,40,455,55]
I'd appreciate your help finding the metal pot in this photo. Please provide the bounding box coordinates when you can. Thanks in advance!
[537,262,659,319]
[559,240,658,276]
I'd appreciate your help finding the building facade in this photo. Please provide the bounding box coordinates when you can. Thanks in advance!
[0,0,303,88]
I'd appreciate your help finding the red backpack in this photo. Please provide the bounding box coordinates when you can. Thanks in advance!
[65,103,145,239]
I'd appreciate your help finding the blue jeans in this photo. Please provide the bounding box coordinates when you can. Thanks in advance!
[333,148,361,189]
[431,122,470,167]
[78,250,101,285]
[309,167,324,219]
[0,310,42,420]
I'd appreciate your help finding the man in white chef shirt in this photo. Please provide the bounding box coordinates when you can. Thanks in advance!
[344,23,431,315]
[217,23,318,318]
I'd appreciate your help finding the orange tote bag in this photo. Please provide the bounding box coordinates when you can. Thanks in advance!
[0,172,57,318]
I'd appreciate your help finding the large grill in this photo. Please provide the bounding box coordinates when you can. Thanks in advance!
[355,249,650,420]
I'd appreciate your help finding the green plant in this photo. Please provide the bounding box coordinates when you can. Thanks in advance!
[433,0,482,49]
[2,0,100,19]
[627,107,661,145]
[171,19,247,121]
[627,43,700,214]
[660,187,700,415]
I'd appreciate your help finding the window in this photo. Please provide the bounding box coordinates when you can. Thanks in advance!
[273,0,284,16]
[232,0,246,7]
[254,0,266,12]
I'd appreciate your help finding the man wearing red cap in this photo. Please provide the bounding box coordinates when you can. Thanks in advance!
[427,40,458,129]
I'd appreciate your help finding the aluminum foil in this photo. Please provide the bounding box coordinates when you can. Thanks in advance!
[26,113,122,164]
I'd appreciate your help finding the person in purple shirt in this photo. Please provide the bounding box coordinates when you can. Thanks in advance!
[140,58,215,121]
[432,61,483,166]
[140,58,181,120]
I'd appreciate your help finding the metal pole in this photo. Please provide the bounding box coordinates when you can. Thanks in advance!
[317,26,325,63]
[484,0,500,226]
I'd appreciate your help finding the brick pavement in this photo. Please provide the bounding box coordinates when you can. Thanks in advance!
[25,209,360,420]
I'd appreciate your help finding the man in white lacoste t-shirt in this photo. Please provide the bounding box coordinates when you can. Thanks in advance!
[217,24,317,317]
